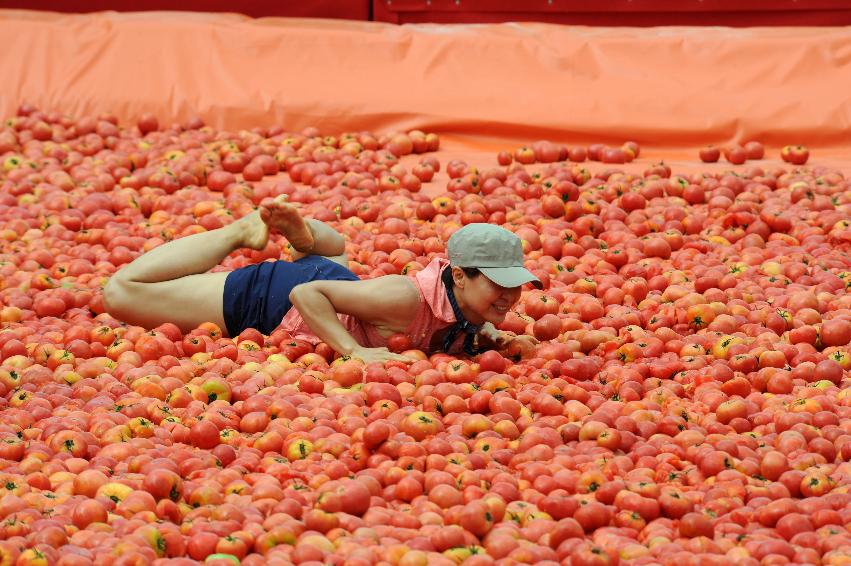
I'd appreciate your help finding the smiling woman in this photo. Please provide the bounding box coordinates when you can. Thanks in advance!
[103,197,541,363]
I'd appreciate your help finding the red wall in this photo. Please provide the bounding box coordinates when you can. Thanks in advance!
[2,0,849,25]
[0,0,369,20]
[373,0,851,25]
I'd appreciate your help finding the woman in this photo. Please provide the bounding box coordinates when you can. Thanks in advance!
[103,197,541,363]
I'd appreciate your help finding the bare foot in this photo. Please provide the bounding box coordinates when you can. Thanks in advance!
[261,197,315,253]
[233,210,269,250]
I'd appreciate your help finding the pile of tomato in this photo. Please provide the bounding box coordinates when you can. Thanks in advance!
[0,105,849,566]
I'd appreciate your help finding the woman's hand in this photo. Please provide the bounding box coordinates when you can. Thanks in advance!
[478,323,539,356]
[477,322,512,348]
[349,346,415,364]
[504,334,539,356]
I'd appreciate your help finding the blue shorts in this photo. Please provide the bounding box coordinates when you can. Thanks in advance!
[222,255,359,337]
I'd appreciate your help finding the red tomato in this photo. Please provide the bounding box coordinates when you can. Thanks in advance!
[820,318,851,346]
[678,512,715,538]
[189,420,220,449]
[573,502,612,533]
[524,292,559,320]
[533,314,562,341]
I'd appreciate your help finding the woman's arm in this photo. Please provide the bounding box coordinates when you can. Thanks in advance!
[289,275,420,363]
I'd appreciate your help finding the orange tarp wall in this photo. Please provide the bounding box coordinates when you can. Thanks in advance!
[1,10,850,158]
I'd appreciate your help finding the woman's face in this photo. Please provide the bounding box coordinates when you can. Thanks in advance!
[453,267,522,325]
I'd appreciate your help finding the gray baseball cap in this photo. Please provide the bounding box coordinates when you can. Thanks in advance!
[447,223,542,289]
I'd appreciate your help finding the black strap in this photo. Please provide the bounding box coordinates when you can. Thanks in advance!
[441,267,483,356]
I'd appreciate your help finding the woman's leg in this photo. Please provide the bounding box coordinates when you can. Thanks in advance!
[103,209,267,334]
[103,198,347,333]
[290,218,348,267]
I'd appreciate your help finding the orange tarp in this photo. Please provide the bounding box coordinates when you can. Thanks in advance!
[1,9,850,163]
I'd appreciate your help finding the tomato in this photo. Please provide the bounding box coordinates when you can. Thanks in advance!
[592,427,619,451]
[758,450,789,482]
[814,359,843,384]
[536,493,578,521]
[329,358,364,386]
[800,472,836,497]
[678,512,715,538]
[0,436,25,461]
[189,420,220,449]
[458,500,494,537]
[821,318,851,346]
[533,314,562,341]
[477,350,508,374]
[430,525,467,552]
[659,488,693,519]
[71,499,109,529]
[573,502,612,533]
[339,480,372,516]
[524,292,559,320]
[444,360,475,384]
[715,398,748,424]
[775,513,814,541]
[142,468,184,502]
[187,532,219,561]
[429,483,464,509]
[401,411,444,441]
[570,543,618,566]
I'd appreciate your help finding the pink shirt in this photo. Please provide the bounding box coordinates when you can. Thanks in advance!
[280,258,464,352]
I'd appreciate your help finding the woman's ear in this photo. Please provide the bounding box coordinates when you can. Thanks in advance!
[451,266,466,289]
